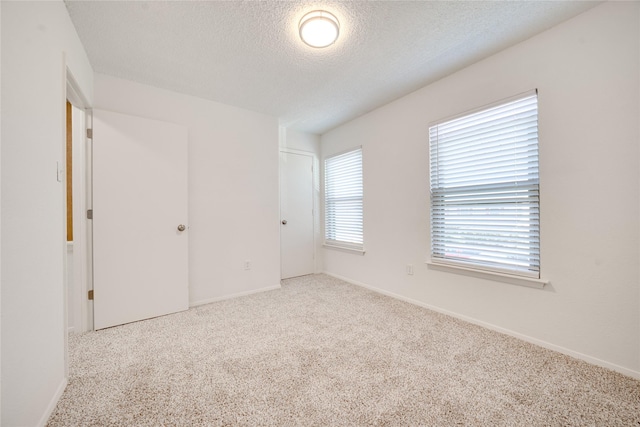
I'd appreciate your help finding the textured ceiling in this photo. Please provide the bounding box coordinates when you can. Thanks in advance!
[65,1,600,134]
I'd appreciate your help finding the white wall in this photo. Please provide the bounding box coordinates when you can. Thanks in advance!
[66,244,74,332]
[321,1,640,377]
[94,74,281,306]
[281,127,320,154]
[1,2,3,421]
[1,1,94,425]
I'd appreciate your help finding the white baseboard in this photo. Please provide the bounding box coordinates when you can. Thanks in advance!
[37,377,68,427]
[189,284,281,308]
[323,271,640,380]
[67,326,75,334]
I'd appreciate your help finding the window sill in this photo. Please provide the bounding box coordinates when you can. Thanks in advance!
[323,244,365,256]
[426,260,548,289]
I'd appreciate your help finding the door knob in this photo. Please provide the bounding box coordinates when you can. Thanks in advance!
[177,224,186,232]
[281,220,287,225]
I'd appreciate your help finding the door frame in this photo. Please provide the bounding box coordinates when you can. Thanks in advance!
[279,148,320,278]
[64,67,92,380]
[66,71,93,334]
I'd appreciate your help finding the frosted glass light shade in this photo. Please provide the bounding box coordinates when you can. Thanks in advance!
[299,11,339,48]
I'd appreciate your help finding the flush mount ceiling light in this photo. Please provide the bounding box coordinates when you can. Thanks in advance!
[299,10,340,48]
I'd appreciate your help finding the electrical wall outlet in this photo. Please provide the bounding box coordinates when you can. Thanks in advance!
[243,260,251,271]
[406,264,414,275]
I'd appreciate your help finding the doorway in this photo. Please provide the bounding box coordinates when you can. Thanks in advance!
[64,71,92,382]
[65,100,89,334]
[65,74,92,339]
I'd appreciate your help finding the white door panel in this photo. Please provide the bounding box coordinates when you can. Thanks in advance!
[280,152,314,279]
[93,109,188,330]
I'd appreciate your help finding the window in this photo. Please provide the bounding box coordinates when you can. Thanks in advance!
[324,147,363,251]
[429,91,540,278]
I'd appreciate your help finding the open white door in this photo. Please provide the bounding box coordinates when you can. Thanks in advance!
[92,109,189,330]
[280,151,315,279]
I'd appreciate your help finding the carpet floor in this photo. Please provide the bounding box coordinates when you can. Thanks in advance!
[48,274,640,426]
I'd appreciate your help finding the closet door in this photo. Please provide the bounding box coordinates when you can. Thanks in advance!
[280,151,315,279]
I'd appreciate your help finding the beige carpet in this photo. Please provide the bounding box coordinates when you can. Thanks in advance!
[48,274,640,426]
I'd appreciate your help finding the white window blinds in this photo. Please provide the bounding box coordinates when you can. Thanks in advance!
[429,92,540,278]
[324,147,363,250]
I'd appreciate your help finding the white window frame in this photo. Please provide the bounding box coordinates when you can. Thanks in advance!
[323,147,364,254]
[428,91,544,286]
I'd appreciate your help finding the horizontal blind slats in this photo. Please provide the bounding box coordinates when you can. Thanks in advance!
[429,93,540,278]
[434,117,538,152]
[325,148,363,248]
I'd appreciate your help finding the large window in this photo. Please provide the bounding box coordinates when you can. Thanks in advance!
[324,147,363,251]
[429,91,540,278]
